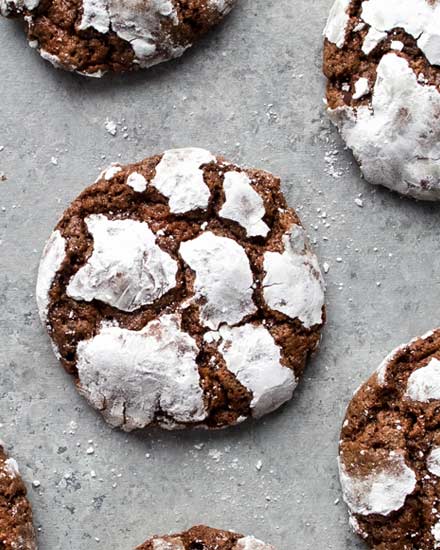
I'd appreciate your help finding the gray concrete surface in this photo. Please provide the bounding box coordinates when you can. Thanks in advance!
[0,1,439,548]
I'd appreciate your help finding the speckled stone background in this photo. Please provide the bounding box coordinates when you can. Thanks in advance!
[0,1,439,548]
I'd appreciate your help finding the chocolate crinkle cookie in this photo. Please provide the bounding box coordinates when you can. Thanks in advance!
[339,328,440,549]
[0,444,37,550]
[323,0,440,201]
[36,148,325,432]
[136,525,275,550]
[0,0,235,76]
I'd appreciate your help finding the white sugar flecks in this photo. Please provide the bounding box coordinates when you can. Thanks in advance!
[151,148,215,213]
[67,214,178,312]
[152,538,185,550]
[339,452,417,516]
[36,230,66,324]
[329,54,440,200]
[262,224,325,328]
[219,171,269,237]
[179,231,256,330]
[405,358,440,402]
[218,323,297,418]
[76,314,207,431]
[126,171,147,192]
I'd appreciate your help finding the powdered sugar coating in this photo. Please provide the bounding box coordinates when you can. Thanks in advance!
[67,214,178,312]
[329,53,440,200]
[427,447,440,477]
[219,171,269,237]
[234,536,275,550]
[179,231,256,330]
[36,229,66,324]
[152,148,215,214]
[263,225,325,328]
[405,358,440,402]
[323,0,350,48]
[218,323,297,418]
[76,314,207,431]
[152,538,185,550]
[432,522,440,548]
[3,458,20,477]
[339,452,417,516]
[127,171,147,192]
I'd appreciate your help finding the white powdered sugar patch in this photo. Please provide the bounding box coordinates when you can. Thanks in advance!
[152,538,185,550]
[353,77,370,100]
[329,53,440,200]
[361,0,440,65]
[234,536,275,550]
[103,164,122,180]
[76,313,207,431]
[219,171,269,237]
[323,0,351,48]
[427,447,440,477]
[67,214,177,312]
[405,358,440,402]
[0,0,38,15]
[78,0,180,66]
[152,148,215,214]
[361,27,387,55]
[339,452,417,516]
[179,231,256,330]
[218,323,297,418]
[263,224,325,328]
[432,522,440,548]
[36,229,66,324]
[127,171,147,192]
[3,458,20,477]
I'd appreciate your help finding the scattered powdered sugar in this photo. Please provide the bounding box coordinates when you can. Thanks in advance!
[262,224,325,328]
[405,358,440,402]
[218,323,297,418]
[219,171,269,237]
[103,164,122,180]
[361,27,387,55]
[427,447,440,477]
[76,313,207,431]
[339,452,417,516]
[36,229,66,324]
[151,148,215,214]
[67,214,178,312]
[179,231,256,330]
[126,171,147,192]
[323,0,351,48]
[329,54,440,200]
[234,536,275,550]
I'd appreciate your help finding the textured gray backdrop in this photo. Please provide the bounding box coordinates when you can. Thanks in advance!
[0,1,439,548]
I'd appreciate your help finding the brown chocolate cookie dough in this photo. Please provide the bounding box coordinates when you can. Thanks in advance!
[136,525,275,550]
[0,444,37,550]
[36,148,325,432]
[323,0,440,201]
[339,328,440,549]
[0,0,235,76]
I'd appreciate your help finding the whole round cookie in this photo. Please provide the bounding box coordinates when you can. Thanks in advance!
[136,525,275,550]
[339,328,440,549]
[36,147,325,432]
[323,0,440,201]
[0,444,37,549]
[0,0,235,76]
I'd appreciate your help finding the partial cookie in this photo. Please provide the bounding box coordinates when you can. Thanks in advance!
[0,0,235,76]
[136,525,275,550]
[0,444,37,550]
[323,0,440,200]
[36,147,325,432]
[339,328,440,549]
